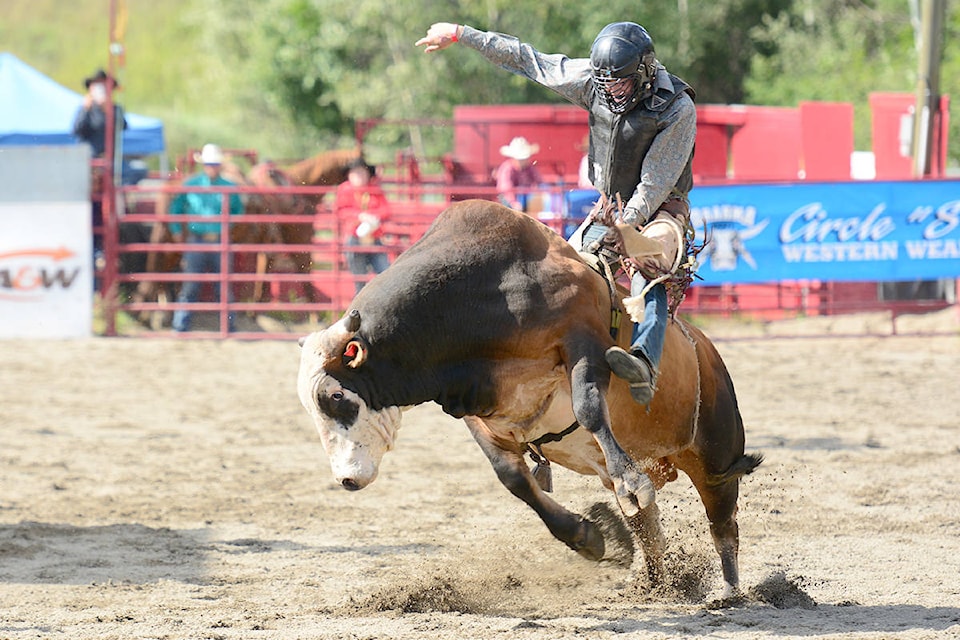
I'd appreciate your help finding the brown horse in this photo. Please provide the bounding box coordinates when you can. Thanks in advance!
[283,147,361,191]
[124,148,363,324]
[297,200,762,600]
[240,148,361,304]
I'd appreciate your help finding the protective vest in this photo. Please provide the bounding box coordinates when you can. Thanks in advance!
[588,72,695,208]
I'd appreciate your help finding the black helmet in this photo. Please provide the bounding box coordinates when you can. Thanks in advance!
[590,22,656,113]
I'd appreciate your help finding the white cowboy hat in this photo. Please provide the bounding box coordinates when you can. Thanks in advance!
[499,136,540,160]
[194,143,224,165]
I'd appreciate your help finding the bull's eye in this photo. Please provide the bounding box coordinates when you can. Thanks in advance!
[317,388,359,425]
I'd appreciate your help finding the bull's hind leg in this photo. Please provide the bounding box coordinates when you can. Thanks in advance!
[464,417,605,561]
[701,480,742,598]
[622,501,667,587]
[681,452,763,598]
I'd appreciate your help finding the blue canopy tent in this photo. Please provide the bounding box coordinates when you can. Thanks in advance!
[0,52,165,156]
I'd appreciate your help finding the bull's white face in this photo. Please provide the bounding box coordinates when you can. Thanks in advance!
[297,327,402,491]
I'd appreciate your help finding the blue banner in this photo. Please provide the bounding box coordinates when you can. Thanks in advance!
[683,180,960,285]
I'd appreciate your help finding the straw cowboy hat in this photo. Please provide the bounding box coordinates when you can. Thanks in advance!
[500,136,540,161]
[194,144,225,165]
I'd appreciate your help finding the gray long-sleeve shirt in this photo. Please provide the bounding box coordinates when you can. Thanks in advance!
[459,26,696,225]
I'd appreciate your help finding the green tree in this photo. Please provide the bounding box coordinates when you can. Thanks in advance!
[680,0,793,104]
[744,0,960,164]
[218,0,791,160]
[8,0,958,167]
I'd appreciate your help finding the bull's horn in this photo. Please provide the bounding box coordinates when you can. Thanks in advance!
[318,310,362,356]
[345,309,361,333]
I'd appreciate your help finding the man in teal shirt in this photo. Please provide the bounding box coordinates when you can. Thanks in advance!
[168,144,243,332]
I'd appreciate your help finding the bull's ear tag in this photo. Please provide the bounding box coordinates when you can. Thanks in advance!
[344,340,367,369]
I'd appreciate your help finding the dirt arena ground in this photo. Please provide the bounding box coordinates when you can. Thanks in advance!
[1,311,958,639]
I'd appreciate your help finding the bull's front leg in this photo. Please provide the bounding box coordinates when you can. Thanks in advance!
[570,356,655,517]
[463,416,605,561]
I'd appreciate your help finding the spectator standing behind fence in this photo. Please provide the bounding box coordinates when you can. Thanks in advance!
[73,68,128,285]
[72,68,127,159]
[167,144,243,333]
[336,158,392,295]
[495,136,542,211]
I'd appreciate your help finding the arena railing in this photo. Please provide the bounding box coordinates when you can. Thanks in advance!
[97,181,958,339]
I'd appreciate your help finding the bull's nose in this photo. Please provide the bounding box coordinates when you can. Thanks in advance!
[340,478,361,491]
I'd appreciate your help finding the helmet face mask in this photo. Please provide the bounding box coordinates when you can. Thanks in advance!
[590,22,657,114]
[593,74,640,114]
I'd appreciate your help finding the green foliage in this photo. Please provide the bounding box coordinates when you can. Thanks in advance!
[4,0,959,168]
[681,0,794,104]
[745,0,919,151]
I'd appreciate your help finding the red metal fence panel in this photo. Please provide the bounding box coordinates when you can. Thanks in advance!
[96,179,957,340]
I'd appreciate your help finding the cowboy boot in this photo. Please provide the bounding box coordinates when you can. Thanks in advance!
[606,275,667,406]
[605,347,655,405]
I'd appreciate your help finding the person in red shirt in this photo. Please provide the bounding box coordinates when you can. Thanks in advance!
[335,158,391,294]
[494,136,543,211]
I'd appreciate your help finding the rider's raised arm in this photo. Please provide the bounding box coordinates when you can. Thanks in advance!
[416,23,593,110]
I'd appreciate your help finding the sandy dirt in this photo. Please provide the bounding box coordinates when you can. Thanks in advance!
[1,312,959,639]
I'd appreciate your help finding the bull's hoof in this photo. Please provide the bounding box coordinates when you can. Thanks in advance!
[646,560,666,587]
[586,502,636,567]
[706,590,748,610]
[570,517,605,562]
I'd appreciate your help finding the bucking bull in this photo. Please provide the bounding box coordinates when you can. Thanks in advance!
[297,199,762,598]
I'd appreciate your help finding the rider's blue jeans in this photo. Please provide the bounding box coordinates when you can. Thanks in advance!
[581,222,667,370]
[629,272,667,371]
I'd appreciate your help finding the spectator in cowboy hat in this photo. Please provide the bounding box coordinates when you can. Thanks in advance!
[167,143,244,332]
[494,136,542,211]
[73,67,130,288]
[72,68,127,159]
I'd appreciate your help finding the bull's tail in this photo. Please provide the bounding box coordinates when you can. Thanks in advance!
[706,452,764,487]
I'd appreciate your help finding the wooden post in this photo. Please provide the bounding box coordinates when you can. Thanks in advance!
[911,0,946,178]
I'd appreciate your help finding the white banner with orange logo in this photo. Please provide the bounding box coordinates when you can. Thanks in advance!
[0,202,92,337]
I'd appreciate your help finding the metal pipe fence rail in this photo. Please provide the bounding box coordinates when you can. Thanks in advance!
[96,181,958,340]
[100,182,465,339]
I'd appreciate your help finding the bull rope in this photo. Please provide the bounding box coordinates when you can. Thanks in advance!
[633,217,688,301]
[675,318,703,438]
[529,200,703,478]
[587,194,703,318]
[586,195,704,437]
